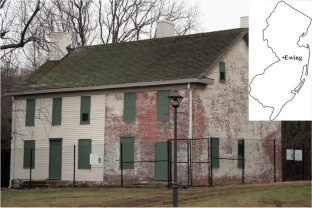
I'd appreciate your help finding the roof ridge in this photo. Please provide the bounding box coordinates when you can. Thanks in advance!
[74,28,248,49]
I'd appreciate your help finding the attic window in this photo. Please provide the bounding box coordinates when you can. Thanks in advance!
[219,62,225,83]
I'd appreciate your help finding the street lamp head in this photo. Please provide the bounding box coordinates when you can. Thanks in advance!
[168,89,184,108]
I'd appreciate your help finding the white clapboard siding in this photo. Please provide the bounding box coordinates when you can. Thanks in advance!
[13,98,62,180]
[62,95,105,181]
[12,95,105,182]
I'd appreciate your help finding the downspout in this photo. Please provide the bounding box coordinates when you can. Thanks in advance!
[188,83,193,140]
[9,96,15,188]
[188,83,193,186]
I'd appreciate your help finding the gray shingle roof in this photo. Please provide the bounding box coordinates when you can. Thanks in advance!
[13,28,248,92]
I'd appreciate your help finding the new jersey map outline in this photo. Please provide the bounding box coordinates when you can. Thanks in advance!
[249,1,312,120]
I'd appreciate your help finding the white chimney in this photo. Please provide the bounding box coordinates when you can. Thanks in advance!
[156,20,175,38]
[240,16,249,28]
[49,32,72,61]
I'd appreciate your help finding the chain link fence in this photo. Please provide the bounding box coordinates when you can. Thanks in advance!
[212,138,282,186]
[7,137,308,188]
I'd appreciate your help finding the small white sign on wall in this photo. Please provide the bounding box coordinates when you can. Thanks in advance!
[90,154,103,165]
[295,150,302,161]
[286,149,294,160]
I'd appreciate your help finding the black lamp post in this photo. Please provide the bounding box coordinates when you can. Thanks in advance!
[168,89,183,207]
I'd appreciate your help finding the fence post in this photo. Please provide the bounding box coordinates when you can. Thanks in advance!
[167,140,170,188]
[187,138,189,187]
[30,148,32,189]
[208,138,210,187]
[242,139,244,185]
[282,147,285,182]
[274,140,276,182]
[190,139,192,187]
[171,141,173,186]
[121,143,123,188]
[74,145,75,187]
[302,143,305,180]
[210,138,213,187]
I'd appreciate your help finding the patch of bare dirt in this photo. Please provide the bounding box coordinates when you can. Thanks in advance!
[259,197,285,207]
[221,180,311,188]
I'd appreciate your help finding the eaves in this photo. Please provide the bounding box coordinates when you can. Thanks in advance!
[6,78,214,100]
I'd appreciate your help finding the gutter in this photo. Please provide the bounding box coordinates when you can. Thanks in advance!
[5,78,214,96]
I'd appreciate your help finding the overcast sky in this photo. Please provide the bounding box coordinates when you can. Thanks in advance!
[196,0,249,32]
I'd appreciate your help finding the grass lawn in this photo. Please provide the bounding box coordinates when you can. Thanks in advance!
[1,181,311,207]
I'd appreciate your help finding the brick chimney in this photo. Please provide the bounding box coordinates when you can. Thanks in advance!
[156,20,175,38]
[49,32,72,61]
[240,16,249,28]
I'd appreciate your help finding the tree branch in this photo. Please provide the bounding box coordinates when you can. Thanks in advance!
[0,0,40,50]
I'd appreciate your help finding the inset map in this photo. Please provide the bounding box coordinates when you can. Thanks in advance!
[249,1,312,121]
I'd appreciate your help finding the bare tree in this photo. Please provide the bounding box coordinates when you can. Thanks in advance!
[282,121,311,144]
[1,53,28,149]
[0,0,42,50]
[1,0,202,59]
[98,0,203,44]
[53,0,98,47]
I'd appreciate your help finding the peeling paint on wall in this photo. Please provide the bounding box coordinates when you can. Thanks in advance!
[103,38,281,186]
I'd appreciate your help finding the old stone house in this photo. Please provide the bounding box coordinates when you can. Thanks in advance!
[6,20,282,188]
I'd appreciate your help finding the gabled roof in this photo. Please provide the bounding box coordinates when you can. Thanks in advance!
[12,28,248,93]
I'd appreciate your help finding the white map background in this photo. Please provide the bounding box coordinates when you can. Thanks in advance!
[249,0,312,120]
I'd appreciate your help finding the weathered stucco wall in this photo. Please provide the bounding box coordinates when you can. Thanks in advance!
[11,94,105,184]
[103,37,282,186]
[192,38,282,185]
[104,91,190,185]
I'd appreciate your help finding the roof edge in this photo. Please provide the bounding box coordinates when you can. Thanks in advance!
[5,78,214,96]
[204,29,248,77]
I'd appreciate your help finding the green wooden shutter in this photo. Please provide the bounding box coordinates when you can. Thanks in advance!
[157,91,169,121]
[78,139,91,169]
[238,140,245,169]
[211,138,219,168]
[154,141,170,180]
[120,137,134,169]
[124,93,136,122]
[219,62,225,83]
[24,140,35,169]
[49,138,62,179]
[80,96,91,125]
[52,98,62,125]
[25,99,35,126]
